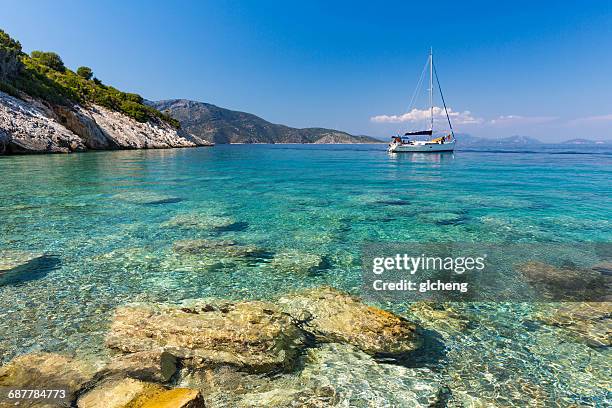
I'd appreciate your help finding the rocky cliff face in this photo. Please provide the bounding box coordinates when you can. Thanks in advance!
[0,91,212,154]
[150,99,382,144]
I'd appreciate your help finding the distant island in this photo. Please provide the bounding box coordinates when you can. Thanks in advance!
[0,29,213,154]
[454,134,611,148]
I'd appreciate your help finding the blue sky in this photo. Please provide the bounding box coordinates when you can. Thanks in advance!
[2,0,611,141]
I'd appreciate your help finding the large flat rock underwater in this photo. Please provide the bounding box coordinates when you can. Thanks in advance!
[105,300,306,373]
[518,261,610,302]
[531,302,611,348]
[111,190,184,206]
[161,211,237,230]
[277,286,422,355]
[0,286,436,407]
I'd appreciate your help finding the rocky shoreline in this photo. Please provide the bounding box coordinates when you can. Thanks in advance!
[0,287,430,407]
[0,91,213,155]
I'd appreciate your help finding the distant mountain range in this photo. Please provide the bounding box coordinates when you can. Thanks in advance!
[560,138,612,145]
[455,134,611,147]
[149,99,381,144]
[456,134,542,147]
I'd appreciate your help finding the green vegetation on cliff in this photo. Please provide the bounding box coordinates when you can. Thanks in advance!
[0,30,21,51]
[0,29,178,127]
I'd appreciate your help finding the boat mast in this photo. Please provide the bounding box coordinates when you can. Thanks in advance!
[433,58,455,140]
[429,47,433,133]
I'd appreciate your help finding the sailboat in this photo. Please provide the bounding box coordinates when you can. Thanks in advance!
[388,49,456,153]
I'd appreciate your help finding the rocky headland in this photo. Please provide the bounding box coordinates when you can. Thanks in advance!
[0,29,212,155]
[0,91,213,154]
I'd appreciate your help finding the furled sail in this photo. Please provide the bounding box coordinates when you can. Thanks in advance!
[404,130,433,136]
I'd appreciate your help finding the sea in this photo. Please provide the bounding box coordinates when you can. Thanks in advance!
[0,143,610,406]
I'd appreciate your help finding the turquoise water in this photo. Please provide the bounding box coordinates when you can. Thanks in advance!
[0,144,611,406]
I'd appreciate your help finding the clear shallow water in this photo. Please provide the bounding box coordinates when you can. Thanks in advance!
[0,144,611,406]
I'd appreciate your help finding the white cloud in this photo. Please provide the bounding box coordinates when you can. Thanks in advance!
[488,115,558,125]
[568,114,612,125]
[371,107,483,125]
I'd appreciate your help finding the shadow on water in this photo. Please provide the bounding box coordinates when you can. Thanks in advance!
[0,255,61,286]
[374,199,412,206]
[143,197,184,205]
[374,328,447,370]
[308,255,334,277]
[434,215,469,226]
[214,221,250,232]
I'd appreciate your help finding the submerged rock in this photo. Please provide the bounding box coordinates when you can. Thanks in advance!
[172,239,269,260]
[238,386,336,408]
[97,351,178,383]
[176,365,276,407]
[278,287,421,355]
[178,343,441,408]
[77,378,165,408]
[106,300,305,373]
[77,378,204,408]
[591,261,612,277]
[172,239,237,254]
[232,343,442,408]
[518,261,608,301]
[297,343,443,407]
[168,241,273,271]
[162,212,235,230]
[270,250,325,274]
[532,302,611,347]
[0,352,95,403]
[112,191,182,205]
[409,302,470,336]
[139,388,205,408]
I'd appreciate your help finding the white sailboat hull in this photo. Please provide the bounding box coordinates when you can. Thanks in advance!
[388,140,455,153]
[386,49,458,154]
